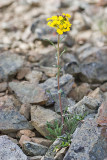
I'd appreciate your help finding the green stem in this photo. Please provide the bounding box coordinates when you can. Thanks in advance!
[57,34,64,126]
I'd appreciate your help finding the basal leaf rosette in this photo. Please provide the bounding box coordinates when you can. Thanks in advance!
[47,13,72,35]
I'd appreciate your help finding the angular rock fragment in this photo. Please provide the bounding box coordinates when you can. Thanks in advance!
[64,118,107,160]
[0,110,33,133]
[68,96,100,116]
[9,81,48,105]
[23,141,48,156]
[0,135,27,160]
[31,105,61,137]
[0,52,24,82]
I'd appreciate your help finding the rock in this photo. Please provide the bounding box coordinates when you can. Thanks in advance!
[0,135,27,160]
[54,97,75,113]
[0,82,7,92]
[40,74,74,107]
[63,54,80,78]
[25,70,43,83]
[40,74,74,95]
[31,105,61,137]
[76,30,92,44]
[17,67,31,80]
[68,96,100,116]
[8,136,19,145]
[100,82,107,92]
[43,137,65,160]
[19,135,31,147]
[73,12,88,31]
[19,104,31,120]
[64,118,107,160]
[29,156,43,160]
[9,81,48,105]
[54,147,67,160]
[23,141,48,156]
[40,66,57,78]
[0,52,24,82]
[97,101,107,126]
[80,62,107,83]
[17,130,35,138]
[31,137,52,147]
[0,110,33,133]
[88,87,104,103]
[0,0,14,9]
[0,95,17,111]
[68,83,91,102]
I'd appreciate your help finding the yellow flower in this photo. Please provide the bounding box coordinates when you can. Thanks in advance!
[47,13,72,35]
[58,16,63,21]
[57,29,63,35]
[62,13,66,16]
[66,14,71,18]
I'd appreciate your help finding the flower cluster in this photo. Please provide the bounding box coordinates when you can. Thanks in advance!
[47,13,72,35]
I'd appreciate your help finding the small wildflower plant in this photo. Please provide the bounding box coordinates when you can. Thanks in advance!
[46,13,72,127]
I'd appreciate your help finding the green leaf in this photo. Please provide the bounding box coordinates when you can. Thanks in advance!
[60,48,66,57]
[44,39,57,50]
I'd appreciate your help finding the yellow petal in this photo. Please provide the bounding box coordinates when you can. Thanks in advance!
[66,14,71,18]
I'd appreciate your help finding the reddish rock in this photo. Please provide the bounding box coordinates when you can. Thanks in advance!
[17,67,31,80]
[31,137,52,147]
[0,82,7,92]
[17,129,35,138]
[97,101,107,126]
[19,135,31,147]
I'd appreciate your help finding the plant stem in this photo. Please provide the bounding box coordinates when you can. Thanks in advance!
[57,34,64,126]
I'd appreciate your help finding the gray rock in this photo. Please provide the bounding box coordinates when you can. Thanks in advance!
[40,74,74,107]
[23,141,48,156]
[43,137,66,160]
[9,81,48,105]
[0,110,33,133]
[80,62,107,83]
[68,96,100,116]
[64,118,107,160]
[54,97,75,113]
[0,135,27,160]
[0,52,24,82]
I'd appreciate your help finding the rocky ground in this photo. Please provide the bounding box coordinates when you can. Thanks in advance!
[0,0,107,160]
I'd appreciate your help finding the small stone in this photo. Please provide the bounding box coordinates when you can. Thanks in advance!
[97,101,107,126]
[9,81,48,105]
[68,83,91,102]
[23,141,48,156]
[17,67,31,80]
[54,147,67,160]
[19,135,31,147]
[0,52,24,82]
[31,137,52,147]
[40,66,57,77]
[88,87,104,103]
[31,105,61,137]
[0,110,33,133]
[29,156,43,160]
[25,70,43,83]
[68,96,100,116]
[17,130,35,138]
[100,82,107,92]
[0,135,27,160]
[0,82,7,92]
[19,104,31,120]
